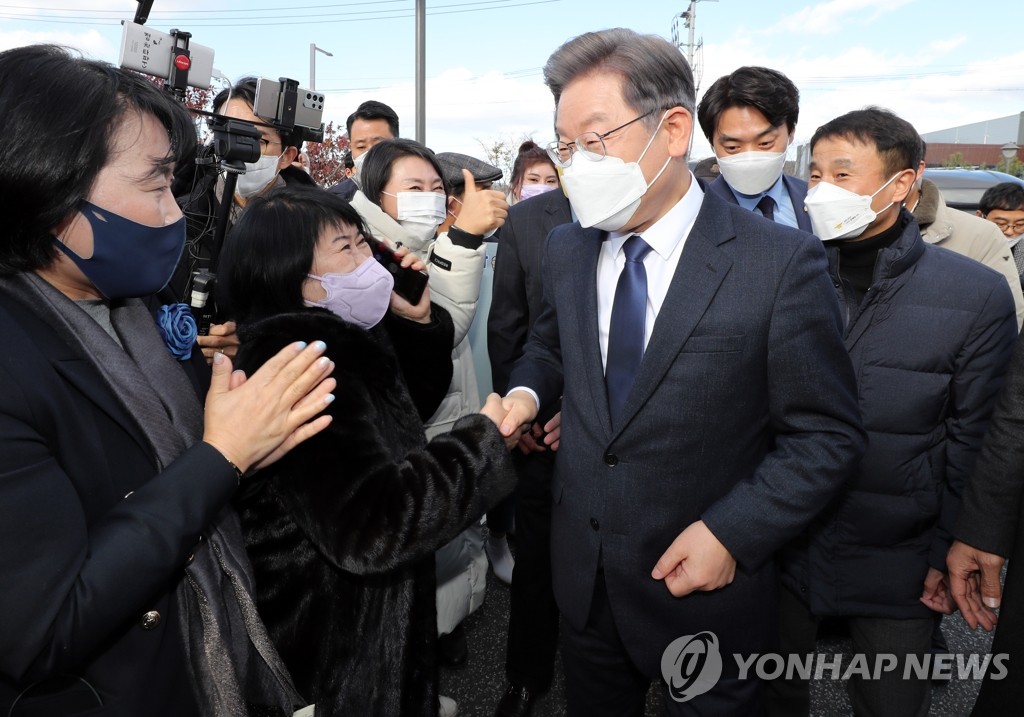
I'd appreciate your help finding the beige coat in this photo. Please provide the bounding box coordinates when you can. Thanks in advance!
[914,179,1024,330]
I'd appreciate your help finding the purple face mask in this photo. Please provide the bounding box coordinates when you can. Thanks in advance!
[305,258,395,329]
[518,183,556,201]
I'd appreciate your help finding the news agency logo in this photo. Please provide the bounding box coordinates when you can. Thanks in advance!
[660,631,724,703]
[660,630,1009,701]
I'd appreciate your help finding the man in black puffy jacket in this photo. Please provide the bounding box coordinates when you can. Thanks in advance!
[770,108,1018,717]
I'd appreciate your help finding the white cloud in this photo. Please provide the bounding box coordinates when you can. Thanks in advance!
[0,29,114,59]
[320,65,557,161]
[770,0,917,35]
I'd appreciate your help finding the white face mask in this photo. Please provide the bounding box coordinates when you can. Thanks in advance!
[236,152,282,198]
[715,149,787,196]
[383,190,446,245]
[351,152,367,188]
[559,111,672,232]
[804,172,901,241]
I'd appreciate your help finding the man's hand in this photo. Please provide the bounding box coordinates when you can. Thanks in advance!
[198,321,240,364]
[498,390,537,443]
[452,169,508,236]
[518,410,562,454]
[947,539,1005,631]
[651,520,736,597]
[480,393,524,450]
[920,567,955,615]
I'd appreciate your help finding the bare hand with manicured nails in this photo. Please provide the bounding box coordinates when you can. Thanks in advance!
[651,520,737,597]
[202,340,336,473]
[947,539,1005,631]
[452,169,508,236]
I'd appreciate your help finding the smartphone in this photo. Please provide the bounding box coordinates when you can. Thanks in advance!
[253,78,325,133]
[367,237,429,305]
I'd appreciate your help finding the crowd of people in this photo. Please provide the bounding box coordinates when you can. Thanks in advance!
[1,24,1023,717]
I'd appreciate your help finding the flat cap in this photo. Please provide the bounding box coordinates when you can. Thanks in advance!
[435,152,503,188]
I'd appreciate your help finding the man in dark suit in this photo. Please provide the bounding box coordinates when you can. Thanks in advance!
[488,187,572,716]
[327,100,399,201]
[497,29,865,715]
[696,66,812,232]
[947,330,1024,715]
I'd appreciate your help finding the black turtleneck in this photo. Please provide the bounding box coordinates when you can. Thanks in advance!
[836,211,911,305]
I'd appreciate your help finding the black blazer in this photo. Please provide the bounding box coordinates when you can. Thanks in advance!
[508,187,865,676]
[488,189,572,395]
[0,292,235,717]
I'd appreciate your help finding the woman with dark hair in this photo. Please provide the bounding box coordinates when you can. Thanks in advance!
[219,183,516,717]
[507,139,560,204]
[173,76,320,363]
[0,45,335,716]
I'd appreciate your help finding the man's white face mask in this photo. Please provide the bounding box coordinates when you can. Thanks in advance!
[804,173,901,241]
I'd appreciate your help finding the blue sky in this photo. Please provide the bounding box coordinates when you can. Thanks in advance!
[2,0,1022,162]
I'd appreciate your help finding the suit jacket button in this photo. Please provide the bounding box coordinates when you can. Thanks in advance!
[590,518,600,531]
[140,610,161,630]
[604,453,618,467]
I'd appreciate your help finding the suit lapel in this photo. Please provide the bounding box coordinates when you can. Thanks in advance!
[571,226,614,436]
[612,197,735,435]
[783,175,813,233]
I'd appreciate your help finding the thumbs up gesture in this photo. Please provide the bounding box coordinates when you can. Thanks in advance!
[453,168,508,236]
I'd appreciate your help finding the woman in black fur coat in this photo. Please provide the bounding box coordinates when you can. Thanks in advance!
[218,185,517,716]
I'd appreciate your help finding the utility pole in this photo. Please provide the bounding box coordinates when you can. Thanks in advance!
[415,0,426,144]
[671,0,718,93]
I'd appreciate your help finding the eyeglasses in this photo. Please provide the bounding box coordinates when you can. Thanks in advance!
[990,218,1024,233]
[546,110,655,167]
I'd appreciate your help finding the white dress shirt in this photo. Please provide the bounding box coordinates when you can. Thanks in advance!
[509,174,705,408]
[598,175,704,368]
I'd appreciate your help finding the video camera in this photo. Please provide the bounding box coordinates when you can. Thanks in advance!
[119,1,327,333]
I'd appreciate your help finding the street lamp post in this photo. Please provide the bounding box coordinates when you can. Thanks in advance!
[1001,142,1019,175]
[310,43,333,91]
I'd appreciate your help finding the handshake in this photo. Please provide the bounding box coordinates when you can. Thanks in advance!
[478,390,560,454]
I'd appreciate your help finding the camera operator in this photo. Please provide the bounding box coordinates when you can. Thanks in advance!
[173,77,316,361]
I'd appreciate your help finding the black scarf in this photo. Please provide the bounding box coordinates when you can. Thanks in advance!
[0,272,304,717]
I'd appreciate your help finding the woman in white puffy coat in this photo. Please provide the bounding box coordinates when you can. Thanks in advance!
[348,139,509,664]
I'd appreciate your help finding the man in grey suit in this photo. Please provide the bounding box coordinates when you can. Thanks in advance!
[497,29,865,715]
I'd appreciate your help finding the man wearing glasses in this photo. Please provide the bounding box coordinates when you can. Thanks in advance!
[979,182,1024,289]
[496,28,865,715]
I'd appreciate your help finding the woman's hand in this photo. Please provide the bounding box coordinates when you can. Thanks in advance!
[388,246,432,324]
[202,340,336,472]
[197,321,240,364]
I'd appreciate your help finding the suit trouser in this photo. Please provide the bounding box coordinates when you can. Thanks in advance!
[504,450,560,692]
[561,570,765,717]
[768,585,932,717]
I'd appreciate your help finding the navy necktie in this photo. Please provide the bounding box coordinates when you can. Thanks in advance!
[606,235,653,423]
[756,194,776,222]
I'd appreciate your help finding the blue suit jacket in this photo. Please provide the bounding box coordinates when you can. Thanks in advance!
[508,187,864,677]
[707,173,813,233]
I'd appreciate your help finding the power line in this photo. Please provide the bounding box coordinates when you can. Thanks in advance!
[0,0,558,26]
